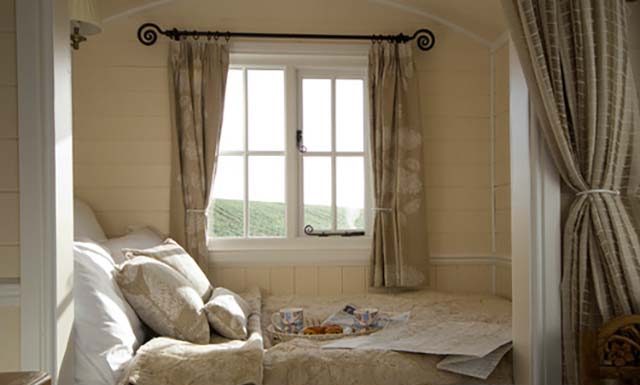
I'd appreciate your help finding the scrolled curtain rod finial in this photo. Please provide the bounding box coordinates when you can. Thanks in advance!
[136,23,436,51]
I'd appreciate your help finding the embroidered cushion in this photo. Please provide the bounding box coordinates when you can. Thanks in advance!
[116,256,210,344]
[124,239,212,301]
[204,287,251,340]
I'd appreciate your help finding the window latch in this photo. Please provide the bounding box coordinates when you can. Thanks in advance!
[304,225,365,237]
[296,129,307,153]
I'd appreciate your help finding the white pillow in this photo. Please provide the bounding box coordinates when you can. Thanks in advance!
[74,241,146,385]
[74,198,107,242]
[101,227,164,264]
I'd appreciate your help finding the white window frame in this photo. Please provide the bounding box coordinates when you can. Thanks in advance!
[216,65,288,239]
[297,69,371,234]
[208,44,372,260]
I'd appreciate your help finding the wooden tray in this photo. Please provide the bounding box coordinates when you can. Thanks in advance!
[266,324,382,343]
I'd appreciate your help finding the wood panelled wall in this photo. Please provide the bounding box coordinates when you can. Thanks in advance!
[212,265,368,296]
[493,42,512,299]
[0,0,21,371]
[72,0,510,297]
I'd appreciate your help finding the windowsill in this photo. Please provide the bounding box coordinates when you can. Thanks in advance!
[208,236,372,266]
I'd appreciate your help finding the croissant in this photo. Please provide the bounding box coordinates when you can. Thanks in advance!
[324,324,343,334]
[303,326,326,335]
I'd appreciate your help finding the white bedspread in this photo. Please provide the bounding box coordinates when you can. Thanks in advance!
[262,289,514,385]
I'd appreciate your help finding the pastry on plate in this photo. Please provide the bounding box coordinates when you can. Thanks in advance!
[323,324,343,334]
[303,326,325,335]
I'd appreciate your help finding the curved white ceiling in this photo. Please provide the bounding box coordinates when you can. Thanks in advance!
[100,0,507,44]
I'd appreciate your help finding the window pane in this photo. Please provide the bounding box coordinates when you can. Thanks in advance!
[219,69,244,152]
[248,156,285,237]
[303,157,332,230]
[336,156,364,230]
[302,78,331,152]
[336,79,364,152]
[210,156,244,237]
[248,70,284,151]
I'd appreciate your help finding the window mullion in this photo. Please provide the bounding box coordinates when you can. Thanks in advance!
[285,65,298,239]
[331,77,337,231]
[243,68,249,238]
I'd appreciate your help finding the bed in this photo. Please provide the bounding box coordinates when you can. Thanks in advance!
[119,288,513,385]
[74,199,513,385]
[261,290,513,385]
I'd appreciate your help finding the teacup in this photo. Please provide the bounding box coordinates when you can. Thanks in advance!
[354,308,379,327]
[271,307,304,333]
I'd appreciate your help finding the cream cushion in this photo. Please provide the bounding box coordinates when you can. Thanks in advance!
[124,239,212,300]
[116,256,210,344]
[204,287,251,340]
[102,227,164,264]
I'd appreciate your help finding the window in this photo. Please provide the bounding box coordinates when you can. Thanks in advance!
[208,54,369,245]
[301,78,366,232]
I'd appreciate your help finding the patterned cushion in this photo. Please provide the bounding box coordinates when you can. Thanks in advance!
[124,239,212,300]
[116,256,210,344]
[204,287,251,340]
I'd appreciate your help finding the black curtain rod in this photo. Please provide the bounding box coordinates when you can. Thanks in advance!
[137,23,436,51]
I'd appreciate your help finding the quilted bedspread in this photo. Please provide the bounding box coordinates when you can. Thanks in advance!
[119,288,513,385]
[261,289,514,385]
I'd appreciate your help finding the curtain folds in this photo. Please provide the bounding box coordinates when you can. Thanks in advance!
[368,42,429,288]
[502,1,640,383]
[168,40,229,273]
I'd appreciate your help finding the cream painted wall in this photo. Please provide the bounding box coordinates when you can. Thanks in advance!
[0,0,21,372]
[72,0,506,296]
[493,42,512,300]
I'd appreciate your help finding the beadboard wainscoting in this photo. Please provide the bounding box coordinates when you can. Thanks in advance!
[210,256,512,298]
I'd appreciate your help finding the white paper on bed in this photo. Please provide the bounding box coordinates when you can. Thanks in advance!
[323,320,511,358]
[436,343,513,379]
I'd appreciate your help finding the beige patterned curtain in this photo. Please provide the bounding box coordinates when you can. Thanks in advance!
[368,42,429,288]
[168,40,229,272]
[502,1,640,383]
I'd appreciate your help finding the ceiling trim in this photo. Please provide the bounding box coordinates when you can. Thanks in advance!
[369,0,493,47]
[490,31,510,52]
[102,0,175,24]
[102,0,505,49]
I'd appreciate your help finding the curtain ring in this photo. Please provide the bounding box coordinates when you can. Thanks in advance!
[193,34,199,40]
[225,31,231,42]
[214,31,219,40]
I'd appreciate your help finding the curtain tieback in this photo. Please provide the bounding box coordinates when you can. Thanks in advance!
[186,209,208,214]
[576,189,620,197]
[372,207,393,212]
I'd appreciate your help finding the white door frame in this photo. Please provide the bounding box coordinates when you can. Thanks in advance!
[16,0,74,383]
[509,39,563,385]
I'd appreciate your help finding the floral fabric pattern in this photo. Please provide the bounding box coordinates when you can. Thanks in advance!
[115,256,210,344]
[118,287,263,385]
[123,238,213,301]
[204,287,252,340]
[168,40,230,274]
[368,42,429,287]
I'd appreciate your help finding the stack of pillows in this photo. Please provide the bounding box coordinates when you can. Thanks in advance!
[117,239,251,343]
[73,199,250,385]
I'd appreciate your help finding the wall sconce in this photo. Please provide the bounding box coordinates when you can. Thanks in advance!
[69,0,102,50]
